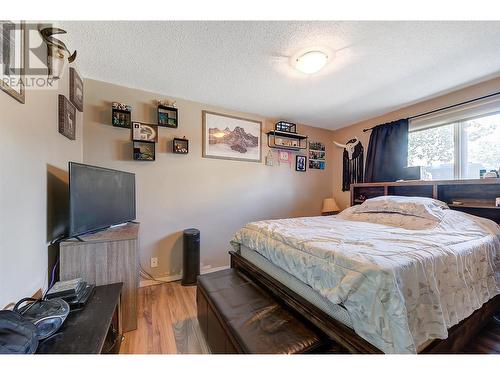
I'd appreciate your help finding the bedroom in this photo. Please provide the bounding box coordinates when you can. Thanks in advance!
[1,0,500,372]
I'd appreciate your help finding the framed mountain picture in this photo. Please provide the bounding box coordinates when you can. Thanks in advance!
[202,111,262,163]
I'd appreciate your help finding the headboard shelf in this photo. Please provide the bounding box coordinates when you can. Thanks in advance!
[351,178,500,187]
[448,203,499,209]
[350,179,500,223]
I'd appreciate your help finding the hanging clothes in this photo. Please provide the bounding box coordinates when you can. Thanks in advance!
[342,139,364,192]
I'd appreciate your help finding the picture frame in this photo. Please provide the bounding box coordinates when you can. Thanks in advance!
[296,155,307,172]
[309,141,326,151]
[0,21,26,103]
[58,95,76,140]
[133,141,155,161]
[309,160,325,170]
[132,122,158,143]
[202,110,262,163]
[69,67,84,112]
[278,150,290,163]
[309,150,325,160]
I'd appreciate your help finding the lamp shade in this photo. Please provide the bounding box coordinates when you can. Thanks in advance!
[322,198,339,214]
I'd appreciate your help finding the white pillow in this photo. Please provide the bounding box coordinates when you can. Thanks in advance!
[355,195,448,221]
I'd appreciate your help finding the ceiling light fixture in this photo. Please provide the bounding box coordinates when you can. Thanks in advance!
[295,50,328,74]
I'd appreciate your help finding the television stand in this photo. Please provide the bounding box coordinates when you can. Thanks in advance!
[59,222,139,332]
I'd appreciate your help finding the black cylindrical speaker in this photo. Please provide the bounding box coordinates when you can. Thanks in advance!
[182,228,200,286]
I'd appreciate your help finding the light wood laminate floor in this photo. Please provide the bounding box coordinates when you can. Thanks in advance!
[120,281,209,354]
[121,281,500,354]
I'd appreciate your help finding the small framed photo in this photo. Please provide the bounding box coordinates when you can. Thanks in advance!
[309,141,325,151]
[69,67,84,112]
[309,160,325,170]
[278,150,290,163]
[296,155,307,172]
[133,141,155,161]
[309,150,325,160]
[132,122,158,143]
[58,95,76,140]
[173,137,189,154]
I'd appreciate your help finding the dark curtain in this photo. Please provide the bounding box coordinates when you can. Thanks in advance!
[365,119,409,183]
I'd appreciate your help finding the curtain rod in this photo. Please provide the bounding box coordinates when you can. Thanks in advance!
[362,90,500,133]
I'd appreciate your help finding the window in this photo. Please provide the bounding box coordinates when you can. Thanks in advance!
[408,112,500,180]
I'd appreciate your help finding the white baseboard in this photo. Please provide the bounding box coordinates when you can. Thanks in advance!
[139,265,229,288]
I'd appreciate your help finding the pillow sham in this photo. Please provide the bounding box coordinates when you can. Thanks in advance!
[354,195,449,221]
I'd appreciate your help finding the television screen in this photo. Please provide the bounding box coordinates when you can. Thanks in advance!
[69,162,136,237]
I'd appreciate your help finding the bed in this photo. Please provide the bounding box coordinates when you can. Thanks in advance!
[230,195,500,354]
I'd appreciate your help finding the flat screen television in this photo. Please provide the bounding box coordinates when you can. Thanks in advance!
[69,162,136,237]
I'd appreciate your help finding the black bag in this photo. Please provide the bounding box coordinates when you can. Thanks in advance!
[0,310,38,354]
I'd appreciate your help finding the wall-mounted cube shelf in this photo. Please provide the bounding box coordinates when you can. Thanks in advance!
[112,102,132,128]
[133,140,155,161]
[173,137,189,154]
[158,105,178,128]
[266,130,308,151]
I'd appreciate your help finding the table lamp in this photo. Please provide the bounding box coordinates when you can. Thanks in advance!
[322,198,340,216]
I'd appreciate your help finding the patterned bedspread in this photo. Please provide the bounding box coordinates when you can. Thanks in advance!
[231,208,500,353]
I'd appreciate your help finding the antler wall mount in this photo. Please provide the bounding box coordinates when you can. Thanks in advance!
[39,27,77,80]
[333,137,360,160]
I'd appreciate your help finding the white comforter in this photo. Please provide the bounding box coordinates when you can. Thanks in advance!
[231,208,500,353]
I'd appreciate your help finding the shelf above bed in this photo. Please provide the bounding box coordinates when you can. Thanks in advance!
[448,203,500,210]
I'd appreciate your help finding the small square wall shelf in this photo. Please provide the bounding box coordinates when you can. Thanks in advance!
[112,102,132,129]
[133,141,155,161]
[158,105,178,128]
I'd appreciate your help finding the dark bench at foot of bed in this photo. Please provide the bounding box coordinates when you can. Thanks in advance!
[197,269,337,354]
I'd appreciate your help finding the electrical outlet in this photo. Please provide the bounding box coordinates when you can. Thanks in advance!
[150,257,158,268]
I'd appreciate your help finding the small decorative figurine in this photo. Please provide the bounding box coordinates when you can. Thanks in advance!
[112,102,132,111]
[157,99,177,108]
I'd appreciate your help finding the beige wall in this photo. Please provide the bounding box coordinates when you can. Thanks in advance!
[331,77,500,209]
[0,36,83,306]
[83,79,335,279]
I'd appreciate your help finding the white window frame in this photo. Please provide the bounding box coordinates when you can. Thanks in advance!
[409,95,500,180]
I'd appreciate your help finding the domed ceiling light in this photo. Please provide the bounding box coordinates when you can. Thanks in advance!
[295,50,329,74]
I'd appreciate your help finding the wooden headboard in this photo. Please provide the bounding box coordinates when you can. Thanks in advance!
[350,179,500,223]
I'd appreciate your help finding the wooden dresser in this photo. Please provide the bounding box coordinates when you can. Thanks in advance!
[60,223,139,332]
[351,179,500,223]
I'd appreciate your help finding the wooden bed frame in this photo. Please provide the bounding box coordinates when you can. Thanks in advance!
[230,251,500,353]
[230,179,500,354]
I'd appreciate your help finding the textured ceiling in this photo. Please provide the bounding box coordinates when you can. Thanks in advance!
[60,21,500,130]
